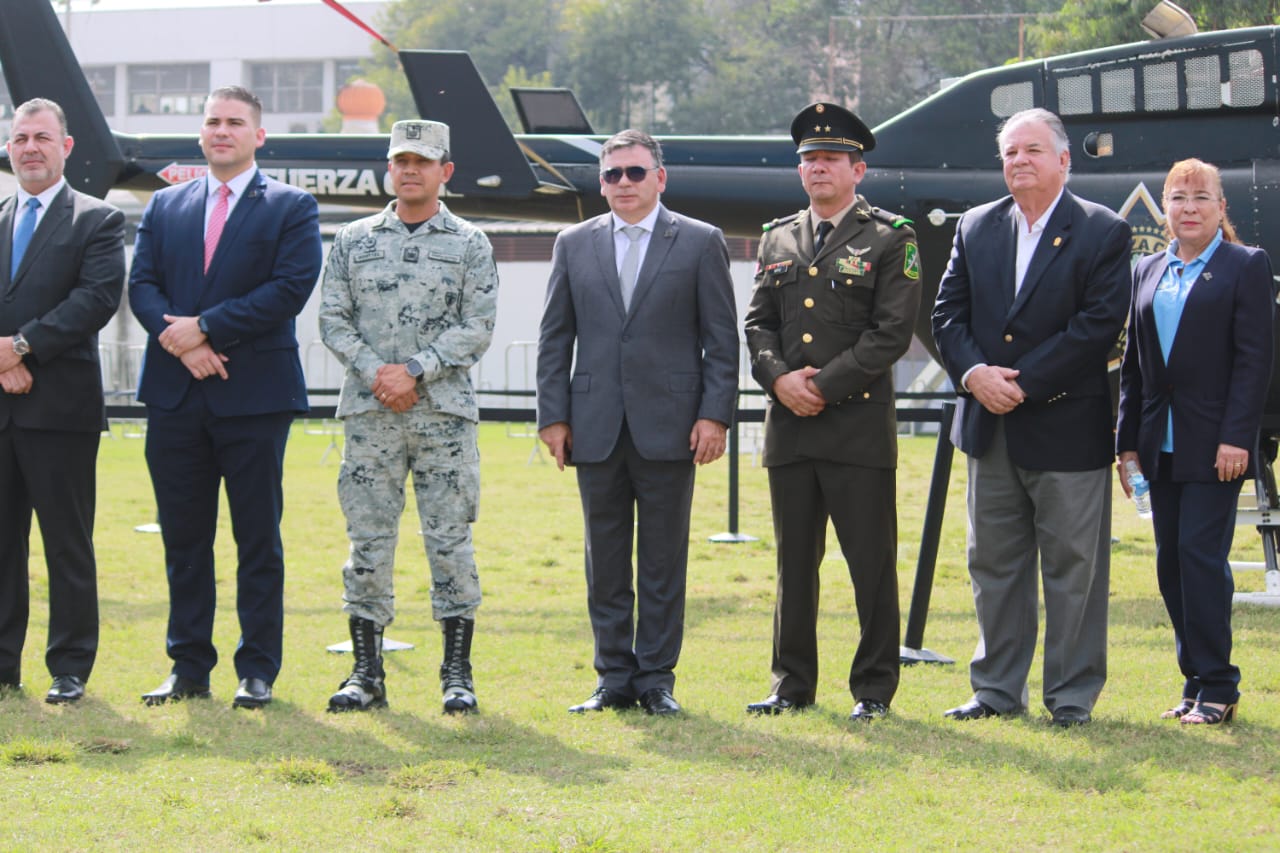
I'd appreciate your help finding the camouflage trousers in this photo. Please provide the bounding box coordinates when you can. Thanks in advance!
[337,409,481,626]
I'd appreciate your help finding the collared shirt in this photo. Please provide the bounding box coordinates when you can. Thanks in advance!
[204,164,257,235]
[612,205,661,277]
[12,178,66,239]
[1154,227,1224,452]
[812,199,857,242]
[1012,188,1064,294]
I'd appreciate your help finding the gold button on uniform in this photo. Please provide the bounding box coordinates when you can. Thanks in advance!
[1003,334,1013,343]
[804,297,815,308]
[862,392,871,399]
[802,332,813,343]
[808,267,818,277]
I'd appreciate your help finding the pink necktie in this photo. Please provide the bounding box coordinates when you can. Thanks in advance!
[204,184,232,273]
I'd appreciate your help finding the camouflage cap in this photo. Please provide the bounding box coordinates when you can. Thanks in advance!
[387,119,449,160]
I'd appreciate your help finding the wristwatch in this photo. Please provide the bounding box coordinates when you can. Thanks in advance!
[11,332,30,357]
[405,357,424,380]
[197,316,210,336]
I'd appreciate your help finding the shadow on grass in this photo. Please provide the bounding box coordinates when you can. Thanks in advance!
[623,705,1280,795]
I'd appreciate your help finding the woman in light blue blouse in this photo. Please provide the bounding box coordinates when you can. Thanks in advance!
[1116,159,1274,726]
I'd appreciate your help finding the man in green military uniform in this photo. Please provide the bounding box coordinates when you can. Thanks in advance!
[744,102,921,721]
[319,119,498,715]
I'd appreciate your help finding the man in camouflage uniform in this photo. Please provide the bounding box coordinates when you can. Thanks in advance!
[319,120,498,714]
[744,102,921,722]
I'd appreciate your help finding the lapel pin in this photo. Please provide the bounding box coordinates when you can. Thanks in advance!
[1203,272,1213,281]
[1052,236,1062,247]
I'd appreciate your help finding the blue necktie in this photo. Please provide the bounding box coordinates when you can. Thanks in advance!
[10,197,41,278]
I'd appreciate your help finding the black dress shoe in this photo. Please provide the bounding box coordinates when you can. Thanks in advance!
[568,686,636,713]
[944,698,1001,720]
[46,675,85,705]
[1050,707,1091,727]
[639,687,681,716]
[849,699,889,721]
[746,694,811,715]
[232,677,272,709]
[142,674,211,706]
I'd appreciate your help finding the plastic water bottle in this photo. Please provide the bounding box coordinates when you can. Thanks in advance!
[1124,459,1153,519]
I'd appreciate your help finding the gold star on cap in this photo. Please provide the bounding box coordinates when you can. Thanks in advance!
[824,125,831,132]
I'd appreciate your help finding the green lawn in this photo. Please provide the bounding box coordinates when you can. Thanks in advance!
[1,422,1277,851]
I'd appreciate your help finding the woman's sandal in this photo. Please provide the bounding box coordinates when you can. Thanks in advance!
[1181,701,1237,725]
[1161,698,1196,720]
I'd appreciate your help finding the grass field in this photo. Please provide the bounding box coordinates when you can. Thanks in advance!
[1,422,1278,851]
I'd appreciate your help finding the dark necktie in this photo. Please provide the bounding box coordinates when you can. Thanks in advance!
[11,197,41,278]
[814,219,833,256]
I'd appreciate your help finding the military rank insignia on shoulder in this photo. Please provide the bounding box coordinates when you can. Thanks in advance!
[762,211,802,233]
[871,207,913,229]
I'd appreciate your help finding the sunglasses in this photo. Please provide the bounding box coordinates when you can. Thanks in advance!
[600,165,659,184]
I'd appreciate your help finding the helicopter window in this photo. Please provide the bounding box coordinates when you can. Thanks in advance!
[128,63,210,115]
[250,62,324,113]
[1143,62,1179,111]
[1058,74,1093,115]
[1184,55,1221,109]
[990,81,1033,117]
[1100,68,1135,114]
[1227,49,1265,107]
[1082,132,1114,158]
[85,66,115,117]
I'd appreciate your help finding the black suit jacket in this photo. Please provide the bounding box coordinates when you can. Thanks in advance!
[1116,242,1274,481]
[932,190,1131,471]
[0,184,126,432]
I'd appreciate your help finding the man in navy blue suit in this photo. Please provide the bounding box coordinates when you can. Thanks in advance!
[130,86,322,709]
[932,108,1131,727]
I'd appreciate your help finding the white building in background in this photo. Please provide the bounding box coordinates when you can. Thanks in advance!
[0,0,391,135]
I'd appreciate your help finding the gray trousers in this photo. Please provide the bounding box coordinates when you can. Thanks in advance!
[338,409,481,627]
[965,419,1110,714]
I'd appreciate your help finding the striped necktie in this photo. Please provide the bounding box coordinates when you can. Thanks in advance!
[204,184,232,273]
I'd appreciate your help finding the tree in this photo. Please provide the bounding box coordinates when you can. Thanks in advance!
[359,0,561,129]
[1027,0,1280,58]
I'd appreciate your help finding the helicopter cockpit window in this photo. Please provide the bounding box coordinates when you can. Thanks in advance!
[1227,49,1265,107]
[990,81,1033,118]
[1058,74,1093,115]
[1144,62,1179,111]
[1101,68,1136,113]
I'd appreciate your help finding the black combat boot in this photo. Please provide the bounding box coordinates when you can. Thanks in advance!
[327,616,387,712]
[440,616,477,714]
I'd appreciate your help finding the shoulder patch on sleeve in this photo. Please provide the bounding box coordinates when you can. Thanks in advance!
[903,242,920,280]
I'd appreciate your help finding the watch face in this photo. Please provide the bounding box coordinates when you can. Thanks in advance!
[406,359,423,378]
[13,336,29,355]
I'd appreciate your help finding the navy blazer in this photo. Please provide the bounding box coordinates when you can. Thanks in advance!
[0,185,125,432]
[129,170,322,415]
[535,204,739,463]
[932,190,1132,471]
[1116,241,1274,481]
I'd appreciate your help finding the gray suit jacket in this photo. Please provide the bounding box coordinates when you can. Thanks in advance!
[536,204,739,463]
[0,184,125,432]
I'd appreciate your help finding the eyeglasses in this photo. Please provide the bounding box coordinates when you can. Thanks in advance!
[600,165,659,184]
[1165,193,1220,207]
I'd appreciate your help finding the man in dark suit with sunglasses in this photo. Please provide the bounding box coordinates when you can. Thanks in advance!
[537,129,738,716]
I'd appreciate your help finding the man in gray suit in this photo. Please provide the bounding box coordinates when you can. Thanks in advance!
[536,129,738,716]
[0,98,125,703]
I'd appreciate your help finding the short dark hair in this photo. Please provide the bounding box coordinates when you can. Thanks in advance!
[12,98,68,138]
[600,128,663,169]
[207,86,263,126]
